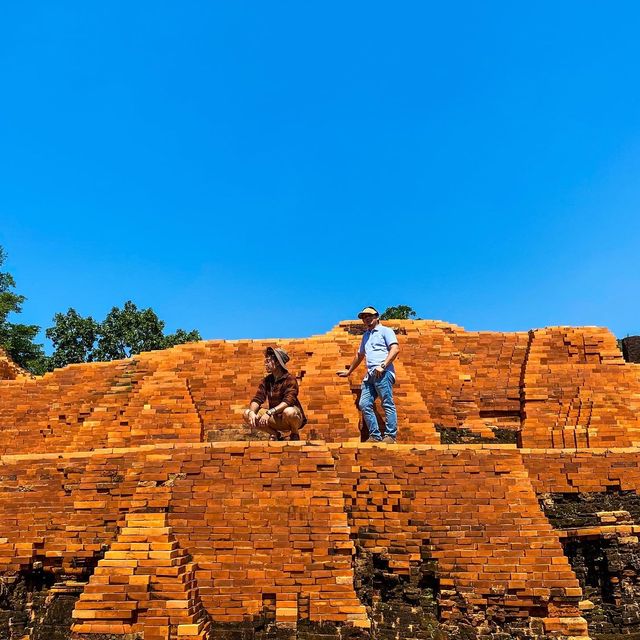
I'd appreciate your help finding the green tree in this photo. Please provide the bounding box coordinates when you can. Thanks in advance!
[380,305,417,320]
[0,246,202,373]
[162,327,202,349]
[44,302,201,370]
[46,308,100,369]
[93,300,201,361]
[0,247,47,373]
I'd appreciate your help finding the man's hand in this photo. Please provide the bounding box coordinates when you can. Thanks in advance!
[258,412,272,427]
[336,370,350,377]
[374,366,385,379]
[247,411,258,428]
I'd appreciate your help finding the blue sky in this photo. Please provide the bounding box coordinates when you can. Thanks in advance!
[1,2,639,349]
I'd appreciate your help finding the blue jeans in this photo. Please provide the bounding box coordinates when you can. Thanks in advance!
[358,371,397,440]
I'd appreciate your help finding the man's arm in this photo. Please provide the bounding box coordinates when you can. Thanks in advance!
[337,351,365,377]
[386,342,400,366]
[247,380,267,427]
[258,400,289,426]
[246,401,261,427]
[279,377,299,411]
[258,377,298,426]
[373,342,399,378]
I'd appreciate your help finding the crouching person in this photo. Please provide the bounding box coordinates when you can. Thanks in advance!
[243,347,307,441]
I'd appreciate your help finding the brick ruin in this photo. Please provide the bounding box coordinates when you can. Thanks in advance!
[0,319,640,639]
[0,348,28,382]
[621,336,640,364]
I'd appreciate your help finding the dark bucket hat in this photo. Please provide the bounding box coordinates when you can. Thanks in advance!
[266,346,290,370]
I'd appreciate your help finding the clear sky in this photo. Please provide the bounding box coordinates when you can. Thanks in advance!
[1,2,639,349]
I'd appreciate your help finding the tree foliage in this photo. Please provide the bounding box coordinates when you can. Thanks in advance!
[0,247,47,373]
[94,301,167,360]
[380,305,418,320]
[46,309,100,369]
[47,301,201,368]
[1,243,202,374]
[162,328,203,349]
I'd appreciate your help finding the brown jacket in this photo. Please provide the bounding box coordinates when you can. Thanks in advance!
[251,372,307,425]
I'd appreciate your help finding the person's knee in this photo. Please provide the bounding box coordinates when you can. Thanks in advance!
[282,406,303,429]
[376,383,394,405]
[379,394,395,408]
[358,394,373,412]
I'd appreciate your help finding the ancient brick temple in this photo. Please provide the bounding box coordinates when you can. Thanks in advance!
[1,320,640,640]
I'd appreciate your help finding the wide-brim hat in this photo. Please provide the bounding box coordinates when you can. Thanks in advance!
[358,306,379,319]
[266,346,290,370]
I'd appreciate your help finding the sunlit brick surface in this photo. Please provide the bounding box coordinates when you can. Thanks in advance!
[1,321,639,452]
[1,320,639,637]
[0,347,27,380]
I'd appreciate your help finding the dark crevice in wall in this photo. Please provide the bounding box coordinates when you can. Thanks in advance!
[541,490,640,638]
[435,424,518,445]
[540,491,640,529]
[353,546,442,640]
[621,336,640,363]
[0,570,84,640]
[564,536,640,637]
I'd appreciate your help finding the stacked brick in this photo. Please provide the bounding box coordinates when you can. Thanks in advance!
[0,359,148,454]
[330,443,585,636]
[522,449,640,495]
[0,442,370,632]
[0,449,143,574]
[4,319,640,638]
[520,327,640,448]
[2,321,639,451]
[183,340,279,432]
[73,512,209,639]
[336,321,528,440]
[0,441,594,636]
[116,371,203,447]
[388,321,461,431]
[165,442,368,628]
[450,331,528,435]
[160,337,359,441]
[0,347,27,380]
[293,337,362,441]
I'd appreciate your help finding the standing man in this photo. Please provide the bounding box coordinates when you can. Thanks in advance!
[243,346,307,441]
[337,306,400,443]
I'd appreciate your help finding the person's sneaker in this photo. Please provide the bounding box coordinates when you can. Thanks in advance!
[365,436,382,443]
[289,433,301,441]
[382,435,397,444]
